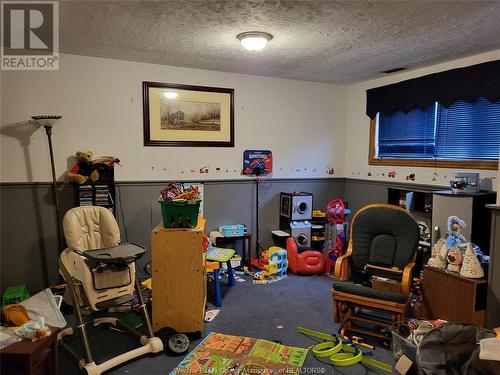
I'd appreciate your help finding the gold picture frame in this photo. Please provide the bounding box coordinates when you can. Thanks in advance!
[143,81,234,147]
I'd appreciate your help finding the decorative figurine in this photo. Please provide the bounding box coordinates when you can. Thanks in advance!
[446,247,463,273]
[427,238,447,269]
[445,216,467,249]
[460,243,484,278]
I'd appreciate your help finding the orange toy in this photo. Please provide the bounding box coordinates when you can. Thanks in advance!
[3,304,31,326]
[286,237,324,275]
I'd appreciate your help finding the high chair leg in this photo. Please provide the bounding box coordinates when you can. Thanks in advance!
[135,278,154,338]
[59,257,94,364]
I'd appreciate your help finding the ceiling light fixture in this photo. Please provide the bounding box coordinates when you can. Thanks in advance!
[237,31,273,51]
[163,92,178,99]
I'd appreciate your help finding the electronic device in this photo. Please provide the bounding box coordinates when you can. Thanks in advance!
[450,172,480,193]
[289,220,312,247]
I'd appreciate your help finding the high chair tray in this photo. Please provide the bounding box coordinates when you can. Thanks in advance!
[83,243,146,267]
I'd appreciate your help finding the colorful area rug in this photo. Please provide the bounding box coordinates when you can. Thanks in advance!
[171,332,308,374]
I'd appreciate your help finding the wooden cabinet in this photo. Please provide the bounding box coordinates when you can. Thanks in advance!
[151,218,206,334]
[422,266,487,326]
[0,327,59,375]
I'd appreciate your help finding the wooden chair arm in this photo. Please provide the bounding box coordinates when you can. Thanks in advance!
[334,244,353,280]
[401,255,416,296]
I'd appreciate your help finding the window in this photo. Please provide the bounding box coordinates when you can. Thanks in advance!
[370,97,500,169]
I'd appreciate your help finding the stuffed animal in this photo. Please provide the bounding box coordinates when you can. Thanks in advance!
[69,151,99,184]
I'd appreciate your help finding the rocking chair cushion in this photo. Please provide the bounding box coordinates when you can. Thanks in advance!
[350,206,419,272]
[332,280,406,303]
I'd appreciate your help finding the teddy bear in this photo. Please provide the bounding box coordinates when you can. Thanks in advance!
[69,151,99,184]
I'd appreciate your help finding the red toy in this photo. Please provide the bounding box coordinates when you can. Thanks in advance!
[242,150,272,176]
[286,237,324,275]
[324,199,350,274]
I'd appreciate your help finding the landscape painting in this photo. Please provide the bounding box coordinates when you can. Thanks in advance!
[160,100,221,131]
[143,81,234,147]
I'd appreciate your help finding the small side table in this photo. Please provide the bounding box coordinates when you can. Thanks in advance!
[0,327,59,375]
[422,266,487,326]
[214,233,252,267]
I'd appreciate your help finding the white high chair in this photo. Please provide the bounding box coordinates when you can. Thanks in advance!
[58,206,163,375]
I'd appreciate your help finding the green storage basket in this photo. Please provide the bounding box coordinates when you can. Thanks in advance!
[2,285,29,306]
[160,199,200,228]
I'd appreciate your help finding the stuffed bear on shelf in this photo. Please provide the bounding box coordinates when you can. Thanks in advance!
[68,150,99,184]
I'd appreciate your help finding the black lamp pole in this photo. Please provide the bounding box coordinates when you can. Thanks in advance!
[44,124,64,253]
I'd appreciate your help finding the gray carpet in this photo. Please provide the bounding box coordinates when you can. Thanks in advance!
[59,274,394,374]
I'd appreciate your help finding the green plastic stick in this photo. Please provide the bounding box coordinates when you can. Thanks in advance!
[297,327,337,341]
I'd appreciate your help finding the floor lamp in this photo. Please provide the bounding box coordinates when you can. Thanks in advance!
[31,115,64,253]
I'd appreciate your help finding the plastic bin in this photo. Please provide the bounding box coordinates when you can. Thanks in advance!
[392,327,418,374]
[219,224,245,237]
[160,200,200,228]
[2,285,29,306]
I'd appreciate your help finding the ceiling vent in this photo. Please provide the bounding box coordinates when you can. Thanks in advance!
[381,67,408,74]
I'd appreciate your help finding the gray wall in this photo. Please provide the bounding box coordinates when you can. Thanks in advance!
[1,178,344,293]
[0,177,468,294]
[0,183,75,292]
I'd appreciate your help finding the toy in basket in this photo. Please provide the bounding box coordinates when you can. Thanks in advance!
[159,183,201,228]
[219,224,246,237]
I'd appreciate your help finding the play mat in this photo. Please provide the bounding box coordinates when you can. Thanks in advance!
[170,332,308,374]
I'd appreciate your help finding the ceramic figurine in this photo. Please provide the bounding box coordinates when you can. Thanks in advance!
[460,243,484,278]
[445,216,467,249]
[446,247,463,273]
[427,238,447,269]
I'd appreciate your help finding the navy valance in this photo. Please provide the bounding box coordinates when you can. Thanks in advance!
[366,60,500,119]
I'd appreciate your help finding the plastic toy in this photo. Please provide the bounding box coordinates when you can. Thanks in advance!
[242,150,273,176]
[264,246,288,278]
[2,285,29,306]
[286,237,324,275]
[324,199,351,273]
[297,327,391,372]
[351,336,374,350]
[252,247,288,284]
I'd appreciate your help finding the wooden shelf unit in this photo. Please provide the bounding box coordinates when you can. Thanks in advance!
[151,217,206,334]
[422,266,487,326]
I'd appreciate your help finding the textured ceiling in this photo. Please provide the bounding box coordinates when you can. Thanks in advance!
[60,0,500,84]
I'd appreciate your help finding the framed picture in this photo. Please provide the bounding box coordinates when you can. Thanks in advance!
[143,81,234,147]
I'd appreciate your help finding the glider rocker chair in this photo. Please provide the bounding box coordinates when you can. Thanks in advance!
[58,206,163,375]
[332,204,419,341]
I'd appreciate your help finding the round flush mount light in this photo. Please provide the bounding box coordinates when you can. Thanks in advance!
[237,31,273,51]
[163,92,178,99]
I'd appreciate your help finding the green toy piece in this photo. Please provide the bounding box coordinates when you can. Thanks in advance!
[2,285,29,306]
[297,327,392,373]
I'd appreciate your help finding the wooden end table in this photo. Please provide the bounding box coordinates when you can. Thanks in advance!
[0,327,59,375]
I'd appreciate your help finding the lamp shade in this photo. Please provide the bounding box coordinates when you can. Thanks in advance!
[31,115,62,127]
[237,32,273,51]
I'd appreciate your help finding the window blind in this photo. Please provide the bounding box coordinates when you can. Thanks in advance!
[435,97,500,160]
[378,105,436,158]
